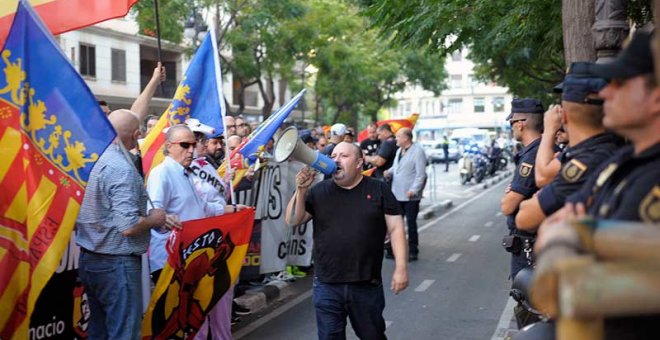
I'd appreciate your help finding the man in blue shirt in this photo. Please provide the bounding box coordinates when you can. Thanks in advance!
[76,109,167,339]
[500,98,544,279]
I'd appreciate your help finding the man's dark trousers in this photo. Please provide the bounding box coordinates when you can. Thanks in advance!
[400,200,420,256]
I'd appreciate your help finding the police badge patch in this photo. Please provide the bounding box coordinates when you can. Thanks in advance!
[519,162,533,177]
[639,185,660,223]
[561,159,588,183]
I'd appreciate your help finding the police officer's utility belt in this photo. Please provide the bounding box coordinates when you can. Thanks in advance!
[501,233,536,255]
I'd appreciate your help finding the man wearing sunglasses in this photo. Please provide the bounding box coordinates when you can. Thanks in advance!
[148,125,248,282]
[500,98,544,279]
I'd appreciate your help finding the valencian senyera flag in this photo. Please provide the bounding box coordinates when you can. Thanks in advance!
[0,0,139,45]
[219,89,306,186]
[142,209,255,339]
[356,113,419,143]
[0,1,116,339]
[141,31,225,178]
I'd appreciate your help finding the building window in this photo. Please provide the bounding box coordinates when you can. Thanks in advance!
[451,50,462,61]
[245,90,259,107]
[79,44,96,77]
[468,74,480,87]
[474,97,485,113]
[447,98,463,114]
[493,97,505,112]
[111,49,126,82]
[450,74,463,89]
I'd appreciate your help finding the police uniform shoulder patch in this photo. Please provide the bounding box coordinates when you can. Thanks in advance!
[561,159,588,183]
[519,162,533,177]
[639,185,660,223]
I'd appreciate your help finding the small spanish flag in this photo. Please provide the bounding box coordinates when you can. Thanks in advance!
[357,113,420,142]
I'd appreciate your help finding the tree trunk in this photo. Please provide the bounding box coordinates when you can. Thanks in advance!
[562,0,597,65]
[258,77,275,120]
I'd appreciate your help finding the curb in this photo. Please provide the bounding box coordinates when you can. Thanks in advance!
[234,279,295,313]
[419,199,453,220]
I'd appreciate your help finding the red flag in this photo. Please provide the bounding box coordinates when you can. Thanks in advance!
[357,113,420,142]
[142,210,255,339]
[0,0,139,45]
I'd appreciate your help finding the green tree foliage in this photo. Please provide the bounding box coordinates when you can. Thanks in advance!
[133,0,188,44]
[359,0,653,104]
[134,0,447,127]
[360,0,564,103]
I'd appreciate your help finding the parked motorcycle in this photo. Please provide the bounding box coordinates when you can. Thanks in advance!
[487,146,508,176]
[459,144,488,184]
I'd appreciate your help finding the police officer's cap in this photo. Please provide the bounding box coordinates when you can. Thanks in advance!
[507,98,545,120]
[561,62,607,105]
[553,62,594,93]
[590,31,654,81]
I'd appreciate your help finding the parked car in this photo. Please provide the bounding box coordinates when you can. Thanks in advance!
[421,140,460,164]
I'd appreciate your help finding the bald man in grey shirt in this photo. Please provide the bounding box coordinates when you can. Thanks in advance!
[384,127,427,261]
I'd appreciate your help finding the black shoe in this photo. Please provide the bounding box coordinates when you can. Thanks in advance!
[409,254,418,261]
[233,302,252,316]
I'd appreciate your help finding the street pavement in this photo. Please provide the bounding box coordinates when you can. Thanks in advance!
[233,163,516,340]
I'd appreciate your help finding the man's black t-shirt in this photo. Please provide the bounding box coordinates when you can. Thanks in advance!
[305,176,402,283]
[374,136,397,179]
[360,139,381,170]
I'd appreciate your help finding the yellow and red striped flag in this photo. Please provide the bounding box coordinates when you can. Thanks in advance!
[0,2,116,338]
[0,0,139,45]
[142,209,255,339]
[357,113,420,142]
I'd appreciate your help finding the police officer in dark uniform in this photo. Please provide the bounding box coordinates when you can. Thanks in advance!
[515,62,622,231]
[500,98,544,279]
[537,31,660,340]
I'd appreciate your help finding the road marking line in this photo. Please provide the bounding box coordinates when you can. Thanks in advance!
[490,297,517,340]
[469,235,480,242]
[385,321,393,329]
[414,279,435,292]
[484,221,494,227]
[419,178,509,233]
[446,253,462,262]
[234,289,313,339]
[496,212,503,217]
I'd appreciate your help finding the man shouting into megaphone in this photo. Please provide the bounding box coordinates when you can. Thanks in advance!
[285,141,408,340]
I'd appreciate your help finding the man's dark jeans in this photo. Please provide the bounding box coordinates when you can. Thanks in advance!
[400,200,420,255]
[312,277,387,340]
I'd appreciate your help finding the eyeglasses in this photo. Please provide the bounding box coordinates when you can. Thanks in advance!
[509,119,527,127]
[171,141,197,149]
[226,124,237,129]
[237,123,248,128]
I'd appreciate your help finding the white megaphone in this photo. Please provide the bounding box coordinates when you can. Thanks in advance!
[273,126,336,175]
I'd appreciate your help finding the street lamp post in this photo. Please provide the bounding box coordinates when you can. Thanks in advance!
[184,3,208,48]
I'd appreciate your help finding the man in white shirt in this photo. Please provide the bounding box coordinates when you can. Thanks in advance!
[148,124,248,339]
[148,125,245,278]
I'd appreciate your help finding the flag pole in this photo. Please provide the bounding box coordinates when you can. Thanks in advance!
[153,0,166,95]
[209,24,236,205]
